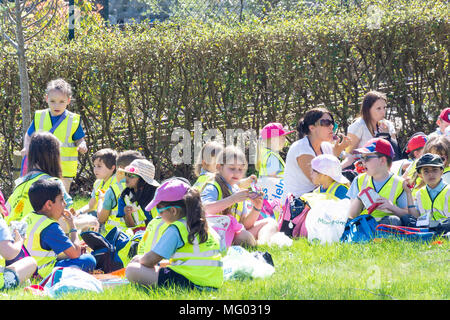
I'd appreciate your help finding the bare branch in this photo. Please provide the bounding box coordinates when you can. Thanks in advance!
[24,1,58,42]
[21,0,40,20]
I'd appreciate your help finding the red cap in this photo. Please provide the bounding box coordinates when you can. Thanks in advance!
[354,138,394,158]
[439,108,450,123]
[406,135,427,153]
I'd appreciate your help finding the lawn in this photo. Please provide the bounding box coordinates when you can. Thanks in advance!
[2,197,449,301]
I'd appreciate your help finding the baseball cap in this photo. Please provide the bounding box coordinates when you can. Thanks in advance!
[439,108,450,123]
[118,159,160,187]
[260,123,295,140]
[354,138,395,158]
[406,134,427,153]
[415,153,444,172]
[145,179,191,211]
[311,154,349,184]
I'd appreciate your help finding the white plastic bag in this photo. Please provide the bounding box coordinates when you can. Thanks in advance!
[256,177,287,205]
[305,198,350,244]
[221,246,275,281]
[41,267,103,298]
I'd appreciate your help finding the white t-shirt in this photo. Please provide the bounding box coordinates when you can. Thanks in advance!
[347,117,396,149]
[284,137,334,198]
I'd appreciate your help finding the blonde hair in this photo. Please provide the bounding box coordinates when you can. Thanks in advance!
[214,145,248,216]
[46,78,73,98]
[194,141,224,177]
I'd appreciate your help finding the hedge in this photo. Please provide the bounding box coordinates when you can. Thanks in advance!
[0,0,448,196]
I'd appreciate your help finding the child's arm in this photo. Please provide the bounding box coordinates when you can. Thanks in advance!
[75,137,87,154]
[203,190,250,215]
[21,133,32,157]
[0,230,23,260]
[139,251,163,269]
[239,193,263,230]
[374,197,408,216]
[402,180,420,217]
[348,198,364,219]
[59,210,81,259]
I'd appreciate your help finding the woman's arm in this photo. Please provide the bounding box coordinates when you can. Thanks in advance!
[297,154,315,183]
[345,133,361,154]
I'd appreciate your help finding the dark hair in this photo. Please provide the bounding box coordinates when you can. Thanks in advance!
[116,150,145,168]
[296,108,334,139]
[121,177,158,217]
[159,188,208,245]
[29,179,63,212]
[360,91,387,136]
[92,148,118,170]
[28,132,62,178]
[374,152,393,167]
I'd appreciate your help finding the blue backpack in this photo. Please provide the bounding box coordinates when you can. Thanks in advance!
[340,215,378,243]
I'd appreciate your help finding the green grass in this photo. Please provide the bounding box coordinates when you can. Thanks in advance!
[2,197,449,300]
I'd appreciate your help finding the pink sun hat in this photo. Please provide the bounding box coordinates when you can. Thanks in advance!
[260,122,295,140]
[145,179,191,212]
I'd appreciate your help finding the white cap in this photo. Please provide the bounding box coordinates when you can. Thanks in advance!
[311,154,349,184]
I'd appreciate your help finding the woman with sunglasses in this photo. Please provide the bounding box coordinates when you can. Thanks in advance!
[284,108,351,198]
[345,91,399,161]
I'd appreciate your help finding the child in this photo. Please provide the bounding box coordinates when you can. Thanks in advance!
[6,132,73,224]
[0,218,37,290]
[310,154,350,200]
[22,179,96,279]
[96,150,145,236]
[347,138,408,225]
[401,133,428,193]
[421,135,450,184]
[201,146,278,246]
[403,153,450,227]
[126,179,223,289]
[118,159,160,233]
[428,107,450,139]
[22,79,88,193]
[78,148,118,216]
[256,122,294,178]
[192,141,224,191]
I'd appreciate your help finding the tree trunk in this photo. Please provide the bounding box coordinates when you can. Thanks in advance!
[14,0,31,137]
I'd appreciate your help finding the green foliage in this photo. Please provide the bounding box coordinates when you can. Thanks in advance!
[0,0,448,196]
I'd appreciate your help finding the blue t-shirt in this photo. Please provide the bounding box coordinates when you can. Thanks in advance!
[318,185,349,200]
[27,111,85,141]
[347,174,407,208]
[40,221,73,255]
[151,225,184,259]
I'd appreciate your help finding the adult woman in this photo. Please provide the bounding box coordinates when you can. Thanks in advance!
[284,108,350,198]
[346,91,399,159]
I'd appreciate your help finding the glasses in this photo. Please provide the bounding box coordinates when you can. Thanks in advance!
[316,119,338,133]
[156,205,181,215]
[125,172,140,179]
[360,155,380,162]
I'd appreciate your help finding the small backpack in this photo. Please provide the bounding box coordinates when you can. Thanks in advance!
[340,215,378,243]
[277,193,309,238]
[81,227,141,273]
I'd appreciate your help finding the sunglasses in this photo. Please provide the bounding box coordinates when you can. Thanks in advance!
[316,119,338,133]
[125,172,140,179]
[156,205,181,215]
[360,155,380,162]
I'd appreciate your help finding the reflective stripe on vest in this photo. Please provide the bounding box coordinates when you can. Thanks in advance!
[206,181,244,221]
[168,218,223,288]
[35,109,79,177]
[102,180,127,236]
[357,173,404,219]
[416,185,450,222]
[22,212,57,277]
[192,173,214,192]
[6,173,52,223]
[137,217,170,255]
[258,148,285,177]
[313,181,347,198]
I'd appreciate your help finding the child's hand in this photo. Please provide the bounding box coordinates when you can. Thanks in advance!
[231,190,250,203]
[402,179,413,193]
[124,205,136,217]
[250,193,263,211]
[13,229,23,244]
[374,197,394,213]
[62,209,75,226]
[77,143,88,154]
[20,148,28,157]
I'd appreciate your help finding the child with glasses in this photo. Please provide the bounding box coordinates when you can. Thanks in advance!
[126,179,223,289]
[347,138,409,226]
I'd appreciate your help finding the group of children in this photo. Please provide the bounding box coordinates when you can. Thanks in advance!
[0,77,448,293]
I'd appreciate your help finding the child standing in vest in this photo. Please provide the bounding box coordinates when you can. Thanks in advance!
[192,141,224,191]
[22,179,96,279]
[257,122,294,178]
[311,154,350,200]
[126,179,223,289]
[201,146,278,247]
[403,153,450,228]
[78,148,118,217]
[6,132,73,224]
[118,159,160,234]
[0,218,37,290]
[347,138,408,225]
[21,79,87,193]
[96,150,145,236]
